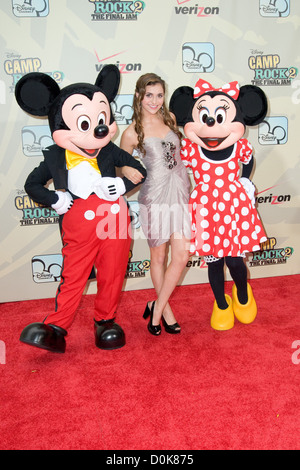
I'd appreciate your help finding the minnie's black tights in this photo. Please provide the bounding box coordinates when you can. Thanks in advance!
[207,256,248,309]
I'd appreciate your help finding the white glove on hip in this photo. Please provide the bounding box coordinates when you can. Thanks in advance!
[239,177,256,207]
[51,191,74,215]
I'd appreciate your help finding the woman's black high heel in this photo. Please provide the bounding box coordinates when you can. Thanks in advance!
[162,317,181,334]
[143,301,161,336]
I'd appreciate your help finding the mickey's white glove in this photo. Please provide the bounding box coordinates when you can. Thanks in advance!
[94,177,126,201]
[239,177,256,207]
[51,191,74,215]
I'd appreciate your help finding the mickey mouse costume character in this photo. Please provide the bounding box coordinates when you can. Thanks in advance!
[15,65,146,352]
[170,79,268,330]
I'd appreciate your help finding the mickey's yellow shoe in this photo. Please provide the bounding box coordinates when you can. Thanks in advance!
[210,294,234,331]
[232,283,257,324]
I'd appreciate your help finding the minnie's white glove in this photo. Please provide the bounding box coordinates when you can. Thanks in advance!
[51,191,74,215]
[239,177,256,207]
[94,177,126,201]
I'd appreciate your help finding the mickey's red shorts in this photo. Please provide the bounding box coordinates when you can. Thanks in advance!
[44,194,131,330]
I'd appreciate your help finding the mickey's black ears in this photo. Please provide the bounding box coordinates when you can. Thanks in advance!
[237,85,268,126]
[15,72,61,117]
[95,64,120,102]
[169,86,195,127]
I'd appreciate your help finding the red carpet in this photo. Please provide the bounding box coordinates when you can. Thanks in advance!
[0,275,299,450]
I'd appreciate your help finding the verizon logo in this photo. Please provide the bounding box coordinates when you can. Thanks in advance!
[175,4,220,16]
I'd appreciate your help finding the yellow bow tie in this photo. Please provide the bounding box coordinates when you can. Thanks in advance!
[65,150,101,174]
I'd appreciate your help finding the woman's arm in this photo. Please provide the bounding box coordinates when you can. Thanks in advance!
[120,124,144,184]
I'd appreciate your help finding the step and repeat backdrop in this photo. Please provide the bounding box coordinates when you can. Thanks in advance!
[0,0,299,302]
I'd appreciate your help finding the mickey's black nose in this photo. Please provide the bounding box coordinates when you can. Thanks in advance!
[94,125,109,138]
[206,117,215,127]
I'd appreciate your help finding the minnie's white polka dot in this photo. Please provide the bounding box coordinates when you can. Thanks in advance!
[224,215,231,224]
[202,244,211,252]
[191,189,198,199]
[202,162,210,171]
[203,174,210,183]
[228,161,236,170]
[200,207,209,217]
[202,231,210,240]
[213,213,220,222]
[215,179,224,188]
[202,184,209,192]
[201,195,208,205]
[192,159,198,168]
[213,189,219,198]
[242,236,249,245]
[241,207,249,216]
[215,166,224,176]
[214,236,220,245]
[242,221,249,230]
[223,192,231,201]
[218,202,225,211]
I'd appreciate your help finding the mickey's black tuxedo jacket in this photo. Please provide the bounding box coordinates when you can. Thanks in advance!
[24,142,146,207]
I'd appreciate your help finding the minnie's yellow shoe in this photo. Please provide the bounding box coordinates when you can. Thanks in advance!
[210,294,234,331]
[232,283,257,324]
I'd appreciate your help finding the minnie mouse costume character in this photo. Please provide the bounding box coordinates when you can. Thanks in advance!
[170,79,268,330]
[15,65,146,352]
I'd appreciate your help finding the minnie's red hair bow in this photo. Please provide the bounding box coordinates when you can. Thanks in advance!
[194,79,240,100]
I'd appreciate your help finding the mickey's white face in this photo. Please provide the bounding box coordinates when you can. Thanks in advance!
[52,91,117,158]
[184,94,245,151]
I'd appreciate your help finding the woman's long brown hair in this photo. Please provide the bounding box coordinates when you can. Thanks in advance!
[132,73,182,155]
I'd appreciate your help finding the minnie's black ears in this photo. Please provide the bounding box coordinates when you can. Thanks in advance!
[169,86,195,127]
[15,72,61,117]
[170,83,268,127]
[238,85,268,126]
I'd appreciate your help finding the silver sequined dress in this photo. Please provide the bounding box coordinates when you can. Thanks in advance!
[137,130,191,247]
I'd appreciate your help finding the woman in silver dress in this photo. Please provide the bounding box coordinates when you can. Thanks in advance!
[120,73,191,336]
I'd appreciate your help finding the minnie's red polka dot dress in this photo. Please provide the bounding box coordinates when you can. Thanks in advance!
[181,138,267,258]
